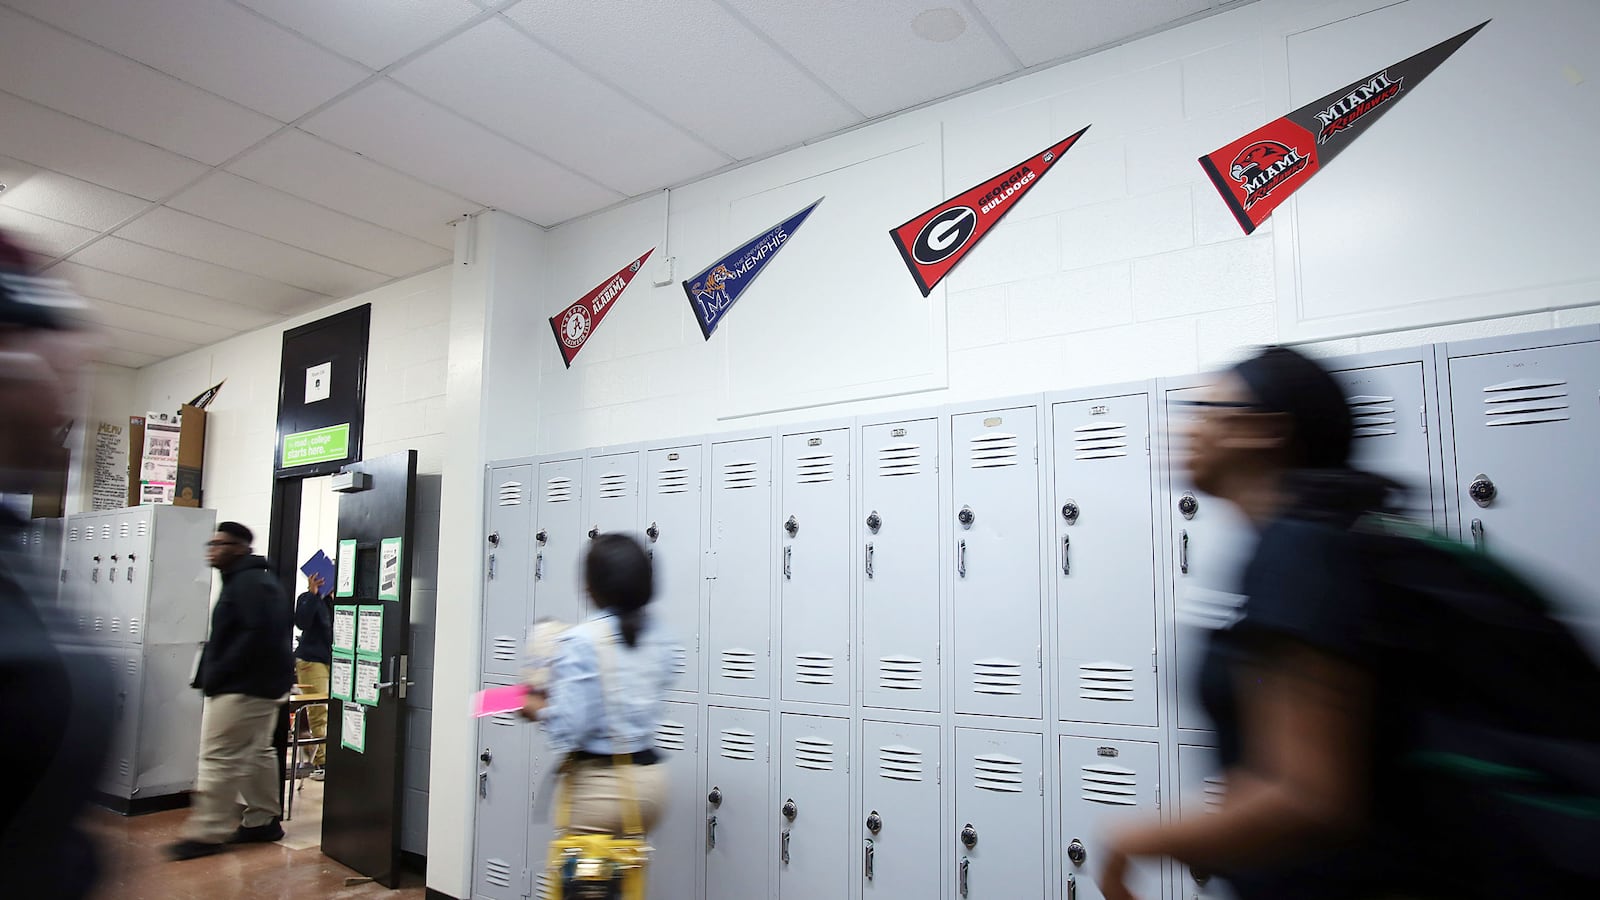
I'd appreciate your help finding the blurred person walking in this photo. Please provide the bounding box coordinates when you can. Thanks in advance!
[293,569,333,780]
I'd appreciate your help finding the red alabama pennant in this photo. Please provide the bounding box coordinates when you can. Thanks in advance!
[548,249,654,368]
[890,126,1090,297]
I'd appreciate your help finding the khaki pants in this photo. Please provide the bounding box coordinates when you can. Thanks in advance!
[557,762,669,837]
[183,693,285,843]
[295,660,330,766]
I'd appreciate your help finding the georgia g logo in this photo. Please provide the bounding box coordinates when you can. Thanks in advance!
[558,305,591,349]
[1228,140,1309,208]
[912,206,977,265]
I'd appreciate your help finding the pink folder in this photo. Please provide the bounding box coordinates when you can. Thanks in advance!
[472,684,529,718]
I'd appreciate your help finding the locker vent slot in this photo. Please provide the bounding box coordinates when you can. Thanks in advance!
[30,530,40,547]
[491,636,519,663]
[721,460,760,490]
[119,522,130,538]
[491,711,519,727]
[1081,764,1139,806]
[794,737,835,771]
[126,658,138,676]
[793,452,836,484]
[110,617,122,635]
[128,617,141,638]
[972,658,1024,695]
[719,728,757,761]
[878,656,924,692]
[1078,663,1135,701]
[545,476,574,503]
[598,471,630,499]
[794,653,836,685]
[93,617,104,631]
[657,466,691,494]
[83,528,93,542]
[1483,377,1571,427]
[1072,422,1129,460]
[484,858,513,888]
[101,525,112,540]
[656,720,688,752]
[878,745,924,782]
[1203,775,1227,812]
[119,759,131,778]
[719,648,757,680]
[1346,394,1398,438]
[137,520,148,537]
[877,443,923,477]
[973,754,1025,793]
[496,480,525,506]
[671,645,688,676]
[536,870,555,900]
[968,432,1020,469]
[68,528,77,542]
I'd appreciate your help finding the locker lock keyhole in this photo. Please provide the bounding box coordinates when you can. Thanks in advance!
[646,522,659,542]
[1067,838,1087,866]
[479,749,492,765]
[536,529,548,545]
[588,525,600,540]
[866,811,882,834]
[782,799,798,821]
[1469,474,1497,507]
[1178,492,1199,520]
[960,824,978,849]
[784,515,799,538]
[707,787,722,806]
[1061,500,1080,525]
[866,511,882,533]
[487,531,499,546]
[958,506,975,529]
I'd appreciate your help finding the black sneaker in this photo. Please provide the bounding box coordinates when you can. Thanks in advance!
[166,840,227,861]
[228,820,285,844]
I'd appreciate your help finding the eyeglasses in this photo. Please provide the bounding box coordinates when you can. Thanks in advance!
[204,539,243,549]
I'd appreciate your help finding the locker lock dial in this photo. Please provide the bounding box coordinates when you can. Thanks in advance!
[866,811,882,834]
[487,531,499,546]
[960,824,978,849]
[707,787,722,806]
[536,529,548,545]
[646,522,659,542]
[866,511,882,533]
[958,506,975,528]
[589,526,600,540]
[1178,492,1199,519]
[785,515,799,537]
[783,799,798,821]
[1067,838,1087,866]
[1469,474,1497,507]
[1061,500,1080,525]
[479,749,491,764]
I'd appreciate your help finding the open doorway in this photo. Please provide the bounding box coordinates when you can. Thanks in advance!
[281,474,339,850]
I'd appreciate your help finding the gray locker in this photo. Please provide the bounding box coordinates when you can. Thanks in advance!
[533,458,586,625]
[647,445,702,693]
[483,465,534,677]
[951,408,1043,719]
[706,438,773,699]
[61,519,86,634]
[1176,745,1235,900]
[860,419,942,713]
[474,694,533,900]
[1052,394,1159,728]
[861,720,942,900]
[585,450,643,538]
[778,714,851,899]
[649,701,701,900]
[529,728,560,900]
[705,705,771,900]
[1057,736,1162,900]
[103,649,141,795]
[955,728,1045,900]
[780,429,852,706]
[1331,361,1439,523]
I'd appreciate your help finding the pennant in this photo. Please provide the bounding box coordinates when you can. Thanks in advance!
[683,199,822,340]
[186,379,225,409]
[1200,21,1488,235]
[890,127,1090,297]
[548,249,654,368]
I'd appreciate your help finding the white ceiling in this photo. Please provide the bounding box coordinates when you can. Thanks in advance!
[0,0,1249,369]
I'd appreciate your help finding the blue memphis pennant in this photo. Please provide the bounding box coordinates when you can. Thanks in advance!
[682,198,822,340]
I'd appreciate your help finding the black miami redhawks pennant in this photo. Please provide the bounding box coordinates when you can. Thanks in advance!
[1200,21,1488,235]
[891,126,1090,297]
[549,249,654,368]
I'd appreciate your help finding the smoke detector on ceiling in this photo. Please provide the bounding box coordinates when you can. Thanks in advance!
[912,7,967,43]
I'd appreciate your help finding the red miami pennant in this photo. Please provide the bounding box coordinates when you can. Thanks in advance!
[891,126,1090,297]
[548,249,654,368]
[1199,21,1488,235]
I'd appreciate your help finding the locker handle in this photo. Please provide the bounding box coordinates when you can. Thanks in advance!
[1061,535,1071,576]
[707,815,717,849]
[478,771,487,799]
[864,838,875,880]
[957,540,967,578]
[1471,518,1486,552]
[1179,530,1189,575]
[1067,872,1077,900]
[126,566,134,583]
[534,552,544,581]
[959,858,970,897]
[91,568,99,584]
[865,542,874,579]
[781,829,791,865]
[784,545,792,580]
[487,553,496,581]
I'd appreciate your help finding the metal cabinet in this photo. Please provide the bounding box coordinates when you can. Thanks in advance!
[955,728,1045,900]
[778,714,851,899]
[704,705,771,900]
[1057,736,1163,900]
[585,450,643,539]
[861,720,942,900]
[647,445,703,694]
[650,700,702,900]
[1176,745,1236,900]
[473,692,533,900]
[533,458,586,625]
[780,429,852,706]
[706,439,774,699]
[483,464,533,677]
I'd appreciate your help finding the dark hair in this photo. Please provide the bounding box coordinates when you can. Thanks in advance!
[584,533,653,647]
[217,521,253,545]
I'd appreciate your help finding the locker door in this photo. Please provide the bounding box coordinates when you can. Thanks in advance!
[779,714,851,899]
[1177,746,1236,900]
[951,409,1043,718]
[955,728,1044,900]
[528,728,560,900]
[483,466,533,677]
[62,521,83,631]
[861,720,942,900]
[474,698,532,900]
[1334,362,1437,522]
[82,515,106,640]
[106,650,141,796]
[861,419,941,713]
[705,706,771,900]
[646,446,702,692]
[780,429,851,706]
[1053,395,1158,728]
[649,701,701,900]
[122,510,153,645]
[585,450,642,538]
[707,438,773,699]
[533,459,586,625]
[104,514,130,643]
[1057,736,1162,900]
[1448,342,1600,649]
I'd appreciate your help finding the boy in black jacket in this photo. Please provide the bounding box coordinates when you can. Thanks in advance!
[293,571,332,778]
[168,522,294,860]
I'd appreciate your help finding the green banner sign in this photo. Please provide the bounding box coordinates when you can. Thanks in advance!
[282,423,350,466]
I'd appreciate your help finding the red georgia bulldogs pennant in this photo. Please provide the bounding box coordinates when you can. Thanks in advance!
[548,249,654,368]
[1200,21,1488,235]
[891,127,1090,297]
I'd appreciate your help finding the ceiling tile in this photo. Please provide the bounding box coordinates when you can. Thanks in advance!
[0,206,97,258]
[4,0,370,122]
[505,0,861,161]
[95,346,161,369]
[227,129,472,248]
[970,0,1213,67]
[115,207,390,299]
[0,8,279,166]
[0,155,149,231]
[302,79,623,226]
[98,323,201,360]
[51,261,281,331]
[393,18,728,196]
[67,236,332,313]
[0,92,208,200]
[238,0,485,70]
[170,172,451,277]
[722,0,1017,117]
[85,297,238,347]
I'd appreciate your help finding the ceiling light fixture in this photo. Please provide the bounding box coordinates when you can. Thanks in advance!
[912,7,967,43]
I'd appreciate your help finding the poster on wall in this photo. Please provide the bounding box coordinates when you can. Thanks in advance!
[354,657,381,707]
[683,199,823,340]
[330,653,354,701]
[333,605,357,654]
[305,362,331,404]
[548,249,655,368]
[356,605,384,658]
[91,422,127,511]
[379,537,403,601]
[335,539,356,598]
[889,127,1090,297]
[341,702,366,753]
[1199,21,1488,235]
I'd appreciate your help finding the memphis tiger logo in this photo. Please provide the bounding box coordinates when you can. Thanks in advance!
[1229,140,1310,209]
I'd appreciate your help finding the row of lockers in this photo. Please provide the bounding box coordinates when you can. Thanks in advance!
[56,505,214,648]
